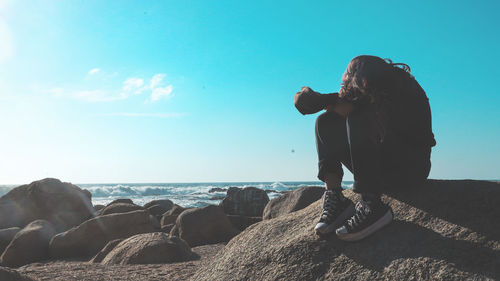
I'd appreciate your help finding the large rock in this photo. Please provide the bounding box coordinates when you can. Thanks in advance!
[0,228,21,255]
[177,205,239,247]
[107,198,133,205]
[89,239,123,263]
[49,210,156,259]
[143,199,173,211]
[0,220,56,268]
[98,203,144,216]
[160,205,187,227]
[147,204,170,220]
[191,180,500,280]
[0,266,36,281]
[101,232,197,265]
[220,187,269,217]
[0,178,93,232]
[262,185,325,220]
[226,215,261,231]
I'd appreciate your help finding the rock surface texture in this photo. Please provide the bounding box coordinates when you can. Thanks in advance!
[262,185,325,220]
[89,239,123,263]
[98,203,144,216]
[0,227,21,255]
[221,187,269,217]
[160,205,187,227]
[0,266,36,281]
[177,205,239,247]
[191,180,500,281]
[101,232,196,265]
[0,220,56,268]
[49,210,156,259]
[0,178,93,232]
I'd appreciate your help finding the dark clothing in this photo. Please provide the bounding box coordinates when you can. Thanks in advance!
[296,76,436,194]
[315,110,431,194]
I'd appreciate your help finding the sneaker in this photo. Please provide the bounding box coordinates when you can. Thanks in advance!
[314,190,355,235]
[335,199,393,241]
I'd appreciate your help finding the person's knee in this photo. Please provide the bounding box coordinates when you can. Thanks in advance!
[316,111,344,130]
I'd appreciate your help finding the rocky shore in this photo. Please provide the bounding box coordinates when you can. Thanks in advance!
[0,178,498,280]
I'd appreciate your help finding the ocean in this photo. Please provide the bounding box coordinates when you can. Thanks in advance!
[0,181,354,208]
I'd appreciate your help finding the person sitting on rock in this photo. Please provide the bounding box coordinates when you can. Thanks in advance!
[294,55,436,241]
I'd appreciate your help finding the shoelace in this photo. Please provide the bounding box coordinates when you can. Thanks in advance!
[321,191,342,220]
[347,200,371,230]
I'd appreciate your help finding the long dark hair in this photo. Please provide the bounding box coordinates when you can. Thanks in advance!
[340,55,414,142]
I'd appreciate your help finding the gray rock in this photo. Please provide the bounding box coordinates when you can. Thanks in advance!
[0,228,21,255]
[160,205,187,227]
[143,199,173,211]
[226,215,262,231]
[0,266,36,281]
[161,224,174,233]
[191,180,500,281]
[177,205,239,247]
[101,232,197,265]
[99,203,144,216]
[93,205,105,212]
[208,188,227,193]
[107,198,133,206]
[0,220,56,268]
[49,210,156,259]
[262,185,325,220]
[147,204,170,219]
[0,178,93,232]
[220,187,269,217]
[89,239,123,263]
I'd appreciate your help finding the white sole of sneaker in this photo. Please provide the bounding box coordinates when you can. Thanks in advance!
[336,209,393,241]
[315,202,355,235]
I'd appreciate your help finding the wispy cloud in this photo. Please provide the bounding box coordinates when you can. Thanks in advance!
[150,73,166,88]
[151,85,173,102]
[122,77,145,94]
[49,71,175,103]
[88,68,100,75]
[99,112,185,118]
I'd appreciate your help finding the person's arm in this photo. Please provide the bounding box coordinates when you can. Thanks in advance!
[294,86,339,115]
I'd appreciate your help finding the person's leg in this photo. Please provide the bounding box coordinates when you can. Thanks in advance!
[314,111,355,235]
[336,106,393,241]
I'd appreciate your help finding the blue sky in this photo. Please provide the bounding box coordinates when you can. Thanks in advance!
[0,0,498,184]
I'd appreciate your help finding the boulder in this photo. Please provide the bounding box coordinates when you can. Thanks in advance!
[208,187,227,193]
[98,203,144,216]
[0,228,21,255]
[170,224,179,237]
[107,198,133,205]
[177,205,239,247]
[160,205,187,227]
[101,232,197,265]
[143,199,173,211]
[49,210,156,259]
[161,223,174,233]
[0,266,36,281]
[147,204,169,219]
[93,205,105,212]
[0,220,56,268]
[191,180,500,280]
[220,187,269,217]
[262,185,325,220]
[89,239,123,263]
[0,178,93,232]
[226,215,262,231]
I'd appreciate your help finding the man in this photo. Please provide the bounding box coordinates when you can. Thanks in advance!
[294,55,435,241]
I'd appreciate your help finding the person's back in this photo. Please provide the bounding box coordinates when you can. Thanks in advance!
[294,55,435,241]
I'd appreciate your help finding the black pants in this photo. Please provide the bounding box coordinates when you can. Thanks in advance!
[315,109,431,195]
